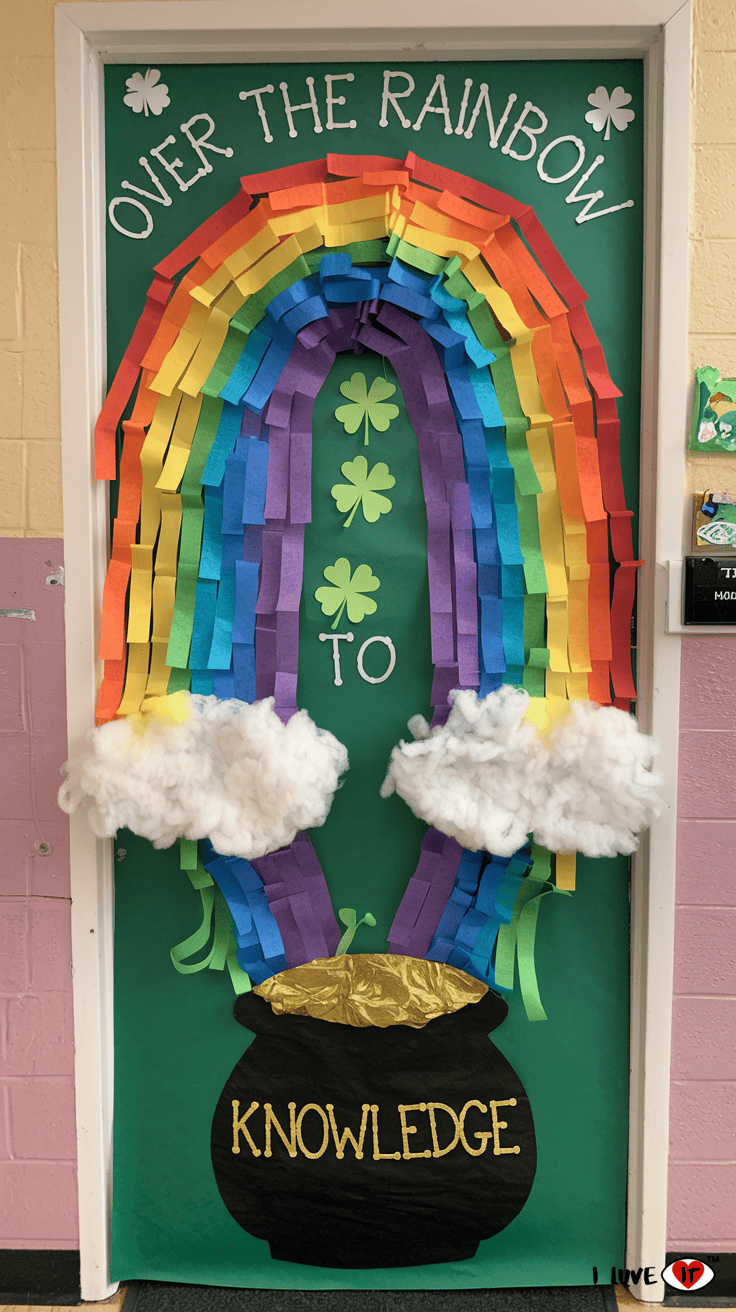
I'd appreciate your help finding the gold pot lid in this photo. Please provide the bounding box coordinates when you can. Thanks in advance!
[254,954,487,1029]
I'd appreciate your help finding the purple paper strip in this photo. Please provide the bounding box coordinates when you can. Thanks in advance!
[291,834,341,955]
[288,392,315,525]
[387,879,431,954]
[430,662,459,708]
[254,527,283,615]
[254,620,276,701]
[404,836,465,957]
[430,609,455,665]
[264,426,289,521]
[276,523,304,613]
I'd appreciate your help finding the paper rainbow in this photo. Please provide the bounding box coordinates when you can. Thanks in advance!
[94,152,640,1017]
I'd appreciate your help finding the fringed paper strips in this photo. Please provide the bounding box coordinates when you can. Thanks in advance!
[84,152,647,1012]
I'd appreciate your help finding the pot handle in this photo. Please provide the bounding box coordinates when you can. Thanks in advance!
[233,990,280,1034]
[463,988,509,1033]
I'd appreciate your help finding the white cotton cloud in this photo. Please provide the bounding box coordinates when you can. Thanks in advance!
[380,686,548,857]
[536,699,664,857]
[381,687,663,859]
[58,695,348,859]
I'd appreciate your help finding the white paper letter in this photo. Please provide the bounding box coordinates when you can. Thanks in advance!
[280,78,323,138]
[319,631,354,686]
[325,73,357,130]
[108,196,154,240]
[502,101,548,162]
[357,636,396,685]
[537,135,586,185]
[379,70,415,129]
[239,85,275,144]
[412,73,453,136]
[179,114,234,185]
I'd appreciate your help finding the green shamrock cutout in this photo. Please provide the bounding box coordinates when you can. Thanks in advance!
[315,557,380,630]
[335,372,399,446]
[331,456,396,528]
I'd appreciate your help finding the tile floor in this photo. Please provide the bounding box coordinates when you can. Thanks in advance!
[6,1285,736,1311]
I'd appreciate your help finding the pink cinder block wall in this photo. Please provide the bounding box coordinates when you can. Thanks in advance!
[669,635,736,1250]
[0,538,78,1250]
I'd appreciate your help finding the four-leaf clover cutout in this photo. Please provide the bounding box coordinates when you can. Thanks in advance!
[331,456,396,528]
[315,558,380,630]
[585,86,634,141]
[335,373,399,446]
[124,69,171,118]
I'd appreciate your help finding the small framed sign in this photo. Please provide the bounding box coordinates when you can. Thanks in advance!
[684,555,736,624]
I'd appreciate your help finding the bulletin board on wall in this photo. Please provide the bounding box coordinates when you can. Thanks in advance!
[101,58,643,1290]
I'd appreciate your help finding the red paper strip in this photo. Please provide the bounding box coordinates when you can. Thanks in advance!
[240,158,328,196]
[94,277,172,480]
[609,562,642,699]
[154,186,253,279]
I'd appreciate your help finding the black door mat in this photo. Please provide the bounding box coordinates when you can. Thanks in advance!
[121,1282,619,1312]
[0,1248,81,1305]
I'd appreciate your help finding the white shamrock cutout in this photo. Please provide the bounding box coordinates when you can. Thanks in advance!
[123,69,170,118]
[585,86,635,141]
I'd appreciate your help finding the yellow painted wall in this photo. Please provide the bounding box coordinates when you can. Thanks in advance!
[688,0,736,493]
[0,0,729,531]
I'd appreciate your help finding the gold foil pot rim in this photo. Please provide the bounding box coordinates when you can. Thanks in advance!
[253,953,488,1029]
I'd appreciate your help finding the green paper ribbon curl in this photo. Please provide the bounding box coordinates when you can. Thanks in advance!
[335,908,377,956]
[170,859,251,996]
[493,845,571,1022]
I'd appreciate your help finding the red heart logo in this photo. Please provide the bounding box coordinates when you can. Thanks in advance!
[672,1261,705,1288]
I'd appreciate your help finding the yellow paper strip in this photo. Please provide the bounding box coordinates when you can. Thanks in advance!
[566,672,590,701]
[556,853,577,890]
[223,223,280,282]
[510,341,553,428]
[234,233,306,298]
[127,544,153,644]
[567,577,592,673]
[545,669,568,698]
[563,527,590,577]
[157,397,202,493]
[190,263,233,309]
[526,427,557,493]
[463,256,531,340]
[151,301,211,397]
[156,493,183,577]
[537,492,568,597]
[140,390,181,546]
[269,191,390,238]
[117,642,151,718]
[545,596,570,673]
[151,575,177,644]
[324,217,389,247]
[402,222,478,265]
[145,640,173,698]
[179,286,246,398]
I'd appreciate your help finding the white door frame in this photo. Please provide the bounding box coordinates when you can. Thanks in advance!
[55,1,690,1299]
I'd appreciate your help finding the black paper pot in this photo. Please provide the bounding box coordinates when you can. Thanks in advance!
[211,967,536,1269]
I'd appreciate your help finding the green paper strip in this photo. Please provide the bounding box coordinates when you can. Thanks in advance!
[167,666,192,694]
[179,838,198,870]
[517,891,550,1023]
[523,595,547,695]
[515,494,548,595]
[166,395,222,668]
[202,325,247,400]
[392,236,447,277]
[170,873,215,975]
[234,252,313,335]
[226,929,252,995]
[490,356,542,496]
[468,300,505,352]
[493,843,549,987]
[443,269,484,311]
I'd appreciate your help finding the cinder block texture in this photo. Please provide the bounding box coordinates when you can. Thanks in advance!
[0,1163,78,1242]
[670,1081,736,1161]
[7,1077,77,1160]
[673,907,736,995]
[668,1163,736,1245]
[676,819,736,905]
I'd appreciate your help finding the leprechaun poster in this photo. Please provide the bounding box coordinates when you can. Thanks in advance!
[59,58,663,1289]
